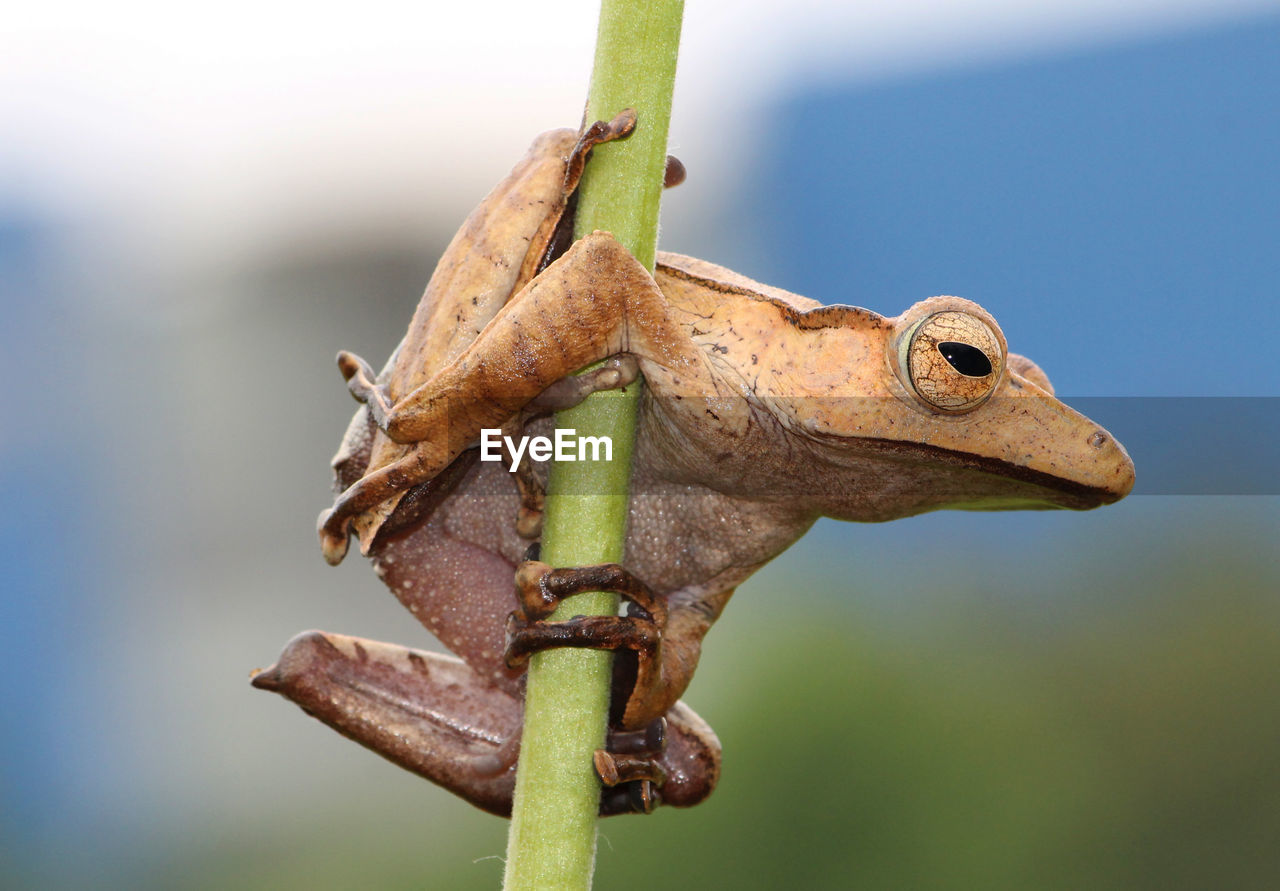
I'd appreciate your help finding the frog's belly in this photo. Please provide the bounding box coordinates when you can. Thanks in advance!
[422,420,813,599]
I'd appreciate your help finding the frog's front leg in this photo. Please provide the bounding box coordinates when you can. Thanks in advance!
[252,630,720,815]
[319,232,703,564]
[355,233,664,448]
[338,352,639,437]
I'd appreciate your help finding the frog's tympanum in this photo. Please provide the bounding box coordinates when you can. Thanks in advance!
[252,111,1134,817]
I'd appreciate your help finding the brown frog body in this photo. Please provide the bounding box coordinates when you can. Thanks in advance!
[253,113,1134,816]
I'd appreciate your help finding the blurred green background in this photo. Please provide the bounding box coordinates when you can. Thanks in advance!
[2,3,1277,889]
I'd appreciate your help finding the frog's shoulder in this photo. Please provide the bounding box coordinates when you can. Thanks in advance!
[654,252,889,332]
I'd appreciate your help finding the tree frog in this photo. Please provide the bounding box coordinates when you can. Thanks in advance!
[252,111,1134,816]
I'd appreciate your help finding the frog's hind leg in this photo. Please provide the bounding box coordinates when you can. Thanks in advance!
[252,631,523,816]
[251,629,719,815]
[368,232,669,446]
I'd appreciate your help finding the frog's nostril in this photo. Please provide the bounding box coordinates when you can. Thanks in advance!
[1088,431,1109,449]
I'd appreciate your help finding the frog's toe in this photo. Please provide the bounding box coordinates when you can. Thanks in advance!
[598,711,718,815]
[317,508,350,565]
[594,749,667,788]
[526,354,641,412]
[510,560,665,625]
[503,612,659,672]
[335,350,369,383]
[599,774,662,815]
[336,350,390,416]
[596,717,667,815]
[515,503,543,539]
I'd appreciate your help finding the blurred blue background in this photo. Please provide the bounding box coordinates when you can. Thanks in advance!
[1,3,1277,888]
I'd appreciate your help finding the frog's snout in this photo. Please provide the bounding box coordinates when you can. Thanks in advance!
[1089,427,1136,503]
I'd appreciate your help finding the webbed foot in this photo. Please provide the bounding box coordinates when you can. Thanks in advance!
[251,630,720,815]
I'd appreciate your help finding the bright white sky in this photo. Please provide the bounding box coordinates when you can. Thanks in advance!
[1,0,1274,255]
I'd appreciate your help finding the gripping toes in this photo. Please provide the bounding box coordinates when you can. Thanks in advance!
[527,355,641,412]
[512,560,666,625]
[503,613,659,671]
[596,716,669,814]
[505,560,669,731]
[505,560,665,679]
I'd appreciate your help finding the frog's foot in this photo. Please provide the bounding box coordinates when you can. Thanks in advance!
[505,561,668,730]
[252,630,721,816]
[251,630,523,816]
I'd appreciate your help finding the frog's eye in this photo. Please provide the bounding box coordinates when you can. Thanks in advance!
[899,311,1003,411]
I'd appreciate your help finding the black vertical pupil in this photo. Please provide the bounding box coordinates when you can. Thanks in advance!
[938,341,993,377]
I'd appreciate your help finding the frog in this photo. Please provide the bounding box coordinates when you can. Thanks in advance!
[252,110,1135,817]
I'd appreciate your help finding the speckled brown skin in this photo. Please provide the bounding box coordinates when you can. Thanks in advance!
[259,121,1133,816]
[250,631,717,816]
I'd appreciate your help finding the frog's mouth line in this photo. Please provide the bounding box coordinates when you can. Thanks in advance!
[856,436,1129,510]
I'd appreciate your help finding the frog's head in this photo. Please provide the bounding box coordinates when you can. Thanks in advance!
[801,296,1134,520]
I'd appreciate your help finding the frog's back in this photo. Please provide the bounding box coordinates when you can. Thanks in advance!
[655,252,823,318]
[651,252,889,403]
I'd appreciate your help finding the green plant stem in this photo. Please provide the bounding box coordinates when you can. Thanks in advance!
[501,1,683,888]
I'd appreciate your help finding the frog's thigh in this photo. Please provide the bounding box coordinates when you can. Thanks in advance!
[251,631,521,817]
[377,232,669,446]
